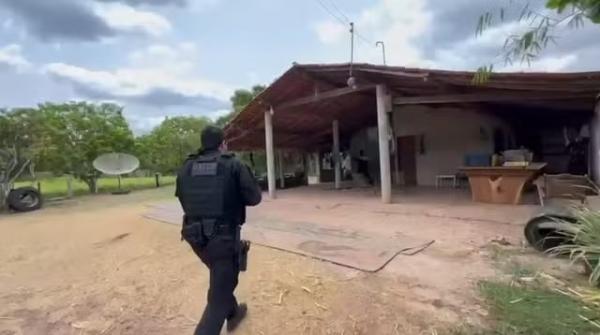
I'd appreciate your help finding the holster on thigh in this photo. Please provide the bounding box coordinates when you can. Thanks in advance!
[181,218,211,249]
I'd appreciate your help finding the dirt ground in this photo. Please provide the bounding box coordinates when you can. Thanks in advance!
[0,187,568,335]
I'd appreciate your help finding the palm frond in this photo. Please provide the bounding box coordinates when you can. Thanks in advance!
[549,208,600,286]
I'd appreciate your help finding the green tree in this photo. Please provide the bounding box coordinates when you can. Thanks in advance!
[475,0,600,83]
[39,102,135,192]
[135,85,266,176]
[136,116,212,174]
[215,85,265,128]
[0,108,46,163]
[1,107,76,180]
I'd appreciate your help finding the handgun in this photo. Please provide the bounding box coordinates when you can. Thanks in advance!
[239,240,250,272]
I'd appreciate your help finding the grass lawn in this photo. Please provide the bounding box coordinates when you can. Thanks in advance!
[449,243,600,335]
[15,176,176,199]
[454,281,600,335]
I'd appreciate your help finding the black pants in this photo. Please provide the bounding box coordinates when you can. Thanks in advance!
[189,235,240,335]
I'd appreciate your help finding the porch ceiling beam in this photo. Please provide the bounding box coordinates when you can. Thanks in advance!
[274,104,335,123]
[393,92,592,105]
[275,84,376,110]
[275,126,337,148]
[235,126,333,139]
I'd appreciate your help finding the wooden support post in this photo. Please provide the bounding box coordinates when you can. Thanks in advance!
[315,152,321,183]
[155,173,160,188]
[303,153,309,185]
[333,120,341,189]
[592,96,600,182]
[278,150,285,189]
[391,112,400,185]
[377,85,392,203]
[265,108,276,199]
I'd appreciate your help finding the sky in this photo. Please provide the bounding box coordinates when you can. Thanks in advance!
[0,0,599,133]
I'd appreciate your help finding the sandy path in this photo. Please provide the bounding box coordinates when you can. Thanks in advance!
[0,187,526,334]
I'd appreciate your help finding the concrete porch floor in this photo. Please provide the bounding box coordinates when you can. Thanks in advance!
[268,184,538,226]
[250,184,538,268]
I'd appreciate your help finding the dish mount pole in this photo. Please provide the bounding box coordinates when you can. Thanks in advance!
[347,22,357,89]
[376,41,387,65]
[333,120,341,189]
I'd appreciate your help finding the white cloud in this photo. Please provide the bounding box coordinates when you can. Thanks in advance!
[94,2,172,37]
[313,0,432,66]
[429,21,525,70]
[463,22,525,51]
[127,114,166,134]
[0,44,31,71]
[430,16,584,72]
[212,108,230,118]
[501,54,579,72]
[44,63,124,93]
[314,21,346,44]
[369,0,432,67]
[310,0,597,72]
[43,42,232,105]
[128,43,197,74]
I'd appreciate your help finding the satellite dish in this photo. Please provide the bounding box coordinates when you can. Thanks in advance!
[94,153,139,175]
[93,153,140,194]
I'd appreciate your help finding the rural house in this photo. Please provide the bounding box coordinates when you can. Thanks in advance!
[224,63,600,204]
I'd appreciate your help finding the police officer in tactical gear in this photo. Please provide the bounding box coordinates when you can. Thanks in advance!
[176,126,262,334]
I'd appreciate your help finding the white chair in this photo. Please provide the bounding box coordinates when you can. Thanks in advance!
[435,174,457,188]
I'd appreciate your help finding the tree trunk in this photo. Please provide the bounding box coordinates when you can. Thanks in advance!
[83,177,98,194]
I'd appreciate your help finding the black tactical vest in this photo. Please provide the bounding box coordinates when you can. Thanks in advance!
[177,151,235,220]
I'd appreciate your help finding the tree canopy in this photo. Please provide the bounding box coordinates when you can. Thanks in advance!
[0,108,44,160]
[1,102,135,192]
[0,84,266,190]
[39,102,135,191]
[135,116,212,174]
[215,85,265,128]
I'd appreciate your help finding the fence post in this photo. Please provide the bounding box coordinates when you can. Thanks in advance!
[155,173,160,188]
[37,181,41,194]
[67,175,73,198]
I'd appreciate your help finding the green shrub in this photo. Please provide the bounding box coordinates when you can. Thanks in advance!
[550,208,600,286]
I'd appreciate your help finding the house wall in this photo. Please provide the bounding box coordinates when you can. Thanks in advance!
[392,106,514,186]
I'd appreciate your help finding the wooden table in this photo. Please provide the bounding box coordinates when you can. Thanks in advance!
[461,163,547,205]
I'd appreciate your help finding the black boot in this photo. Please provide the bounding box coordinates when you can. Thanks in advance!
[226,303,247,332]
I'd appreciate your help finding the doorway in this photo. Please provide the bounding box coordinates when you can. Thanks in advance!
[397,136,417,186]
